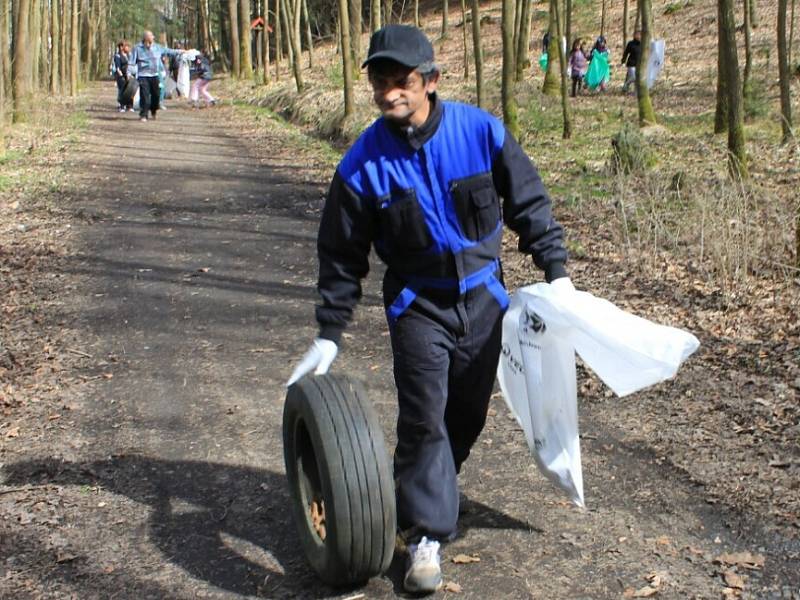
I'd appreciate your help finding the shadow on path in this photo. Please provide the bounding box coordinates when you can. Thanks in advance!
[3,456,536,597]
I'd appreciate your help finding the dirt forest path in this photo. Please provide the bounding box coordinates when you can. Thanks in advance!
[1,83,798,599]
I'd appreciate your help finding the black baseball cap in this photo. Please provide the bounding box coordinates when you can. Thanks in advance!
[362,25,434,69]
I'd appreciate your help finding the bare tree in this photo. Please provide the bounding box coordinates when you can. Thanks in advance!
[349,0,361,76]
[262,0,271,83]
[50,0,60,94]
[779,0,793,144]
[622,0,628,54]
[720,0,748,176]
[743,0,752,106]
[442,0,449,38]
[70,0,79,94]
[275,0,282,79]
[461,0,469,78]
[636,0,656,126]
[553,0,571,138]
[371,0,381,32]
[339,0,355,115]
[289,0,304,90]
[600,0,606,37]
[13,0,33,112]
[302,0,314,69]
[228,0,241,76]
[239,0,254,77]
[566,0,572,53]
[714,0,728,133]
[471,0,484,106]
[514,0,531,80]
[542,2,559,95]
[501,0,518,137]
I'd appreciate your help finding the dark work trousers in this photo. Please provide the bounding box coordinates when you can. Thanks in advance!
[116,77,126,106]
[138,76,161,118]
[390,283,505,542]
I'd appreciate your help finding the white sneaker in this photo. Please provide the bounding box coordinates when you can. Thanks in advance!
[404,536,442,594]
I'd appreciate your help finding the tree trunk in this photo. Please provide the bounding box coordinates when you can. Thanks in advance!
[514,0,531,81]
[636,0,656,126]
[0,0,8,122]
[600,0,606,37]
[501,0,518,137]
[442,0,449,38]
[339,0,355,115]
[50,0,60,94]
[275,0,283,78]
[280,0,294,69]
[228,0,241,76]
[302,0,314,69]
[554,0,571,138]
[13,0,32,122]
[749,0,758,28]
[290,0,304,90]
[384,0,392,25]
[199,0,212,52]
[566,0,572,51]
[779,0,793,144]
[512,0,521,64]
[471,0,483,106]
[714,0,728,133]
[239,0,253,78]
[415,0,419,26]
[70,0,78,93]
[622,0,628,54]
[789,0,795,68]
[743,0,752,107]
[2,0,11,108]
[372,0,381,31]
[61,0,68,89]
[262,0,271,83]
[720,0,748,176]
[30,0,41,86]
[349,0,361,77]
[542,2,559,95]
[461,0,469,78]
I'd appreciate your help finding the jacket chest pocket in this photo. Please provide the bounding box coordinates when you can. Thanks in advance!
[452,173,501,242]
[377,189,432,252]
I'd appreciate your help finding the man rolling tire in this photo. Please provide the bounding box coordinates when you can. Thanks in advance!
[288,25,572,594]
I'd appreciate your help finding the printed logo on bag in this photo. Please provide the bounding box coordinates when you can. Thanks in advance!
[522,309,547,334]
[501,343,524,375]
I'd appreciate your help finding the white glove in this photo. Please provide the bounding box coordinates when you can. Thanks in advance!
[286,338,338,386]
[550,277,575,294]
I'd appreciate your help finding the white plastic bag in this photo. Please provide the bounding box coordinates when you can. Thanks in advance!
[497,283,700,507]
[646,39,666,89]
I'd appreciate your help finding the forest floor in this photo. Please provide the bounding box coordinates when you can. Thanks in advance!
[1,0,800,598]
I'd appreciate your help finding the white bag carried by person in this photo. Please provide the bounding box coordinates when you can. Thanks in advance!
[497,283,700,507]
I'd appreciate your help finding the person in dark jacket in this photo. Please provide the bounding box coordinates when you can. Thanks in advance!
[113,40,133,112]
[621,30,642,95]
[287,25,573,595]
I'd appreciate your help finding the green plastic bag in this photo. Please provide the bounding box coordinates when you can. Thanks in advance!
[539,53,548,71]
[585,49,610,89]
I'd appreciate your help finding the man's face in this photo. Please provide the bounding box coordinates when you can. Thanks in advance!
[144,33,154,48]
[634,31,641,41]
[369,62,438,126]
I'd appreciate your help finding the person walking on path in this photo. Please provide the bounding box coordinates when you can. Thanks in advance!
[189,52,216,108]
[287,24,572,595]
[113,40,133,112]
[621,30,642,95]
[568,39,589,97]
[129,31,184,122]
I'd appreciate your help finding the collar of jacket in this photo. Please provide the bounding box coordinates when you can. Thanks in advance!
[384,92,442,151]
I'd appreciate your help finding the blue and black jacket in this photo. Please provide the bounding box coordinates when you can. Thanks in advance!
[316,95,567,343]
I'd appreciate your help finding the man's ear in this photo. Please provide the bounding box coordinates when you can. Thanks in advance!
[425,71,441,94]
